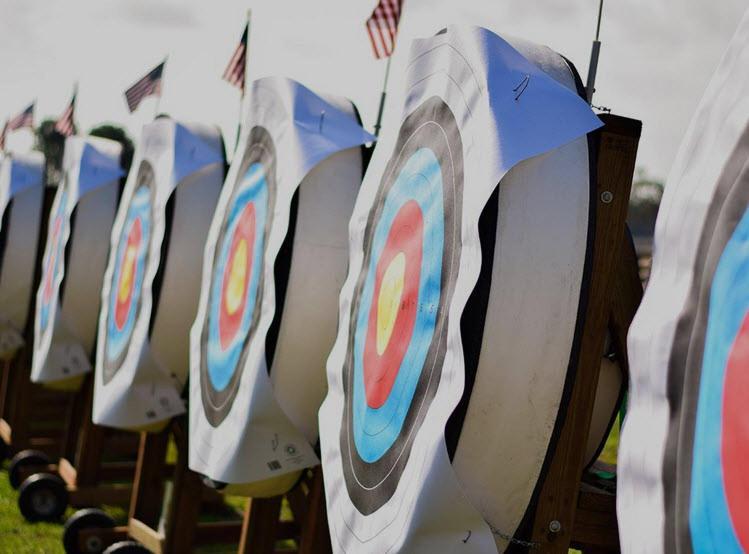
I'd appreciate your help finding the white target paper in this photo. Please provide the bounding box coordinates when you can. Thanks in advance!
[618,11,749,553]
[318,25,602,553]
[93,119,224,430]
[0,152,45,358]
[30,136,124,386]
[188,77,373,489]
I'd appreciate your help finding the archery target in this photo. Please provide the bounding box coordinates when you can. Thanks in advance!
[200,126,276,426]
[340,96,462,515]
[0,153,46,357]
[690,203,749,552]
[189,78,373,491]
[37,181,68,340]
[102,162,153,384]
[31,136,124,387]
[618,13,749,553]
[94,119,225,430]
[320,27,604,552]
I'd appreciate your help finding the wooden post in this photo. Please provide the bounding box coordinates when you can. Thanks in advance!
[238,496,283,554]
[161,418,201,553]
[530,114,641,552]
[297,469,332,554]
[129,429,169,527]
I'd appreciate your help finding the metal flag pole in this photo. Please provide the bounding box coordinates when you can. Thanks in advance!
[154,55,168,120]
[72,81,79,135]
[236,9,252,153]
[373,55,392,137]
[585,0,604,103]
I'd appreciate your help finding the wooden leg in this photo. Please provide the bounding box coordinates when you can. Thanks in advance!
[530,115,641,552]
[298,468,332,554]
[69,375,109,488]
[238,496,283,554]
[129,430,169,527]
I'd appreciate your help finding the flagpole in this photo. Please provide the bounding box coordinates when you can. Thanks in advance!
[236,9,252,153]
[585,0,604,103]
[73,82,79,135]
[373,55,392,137]
[155,55,168,120]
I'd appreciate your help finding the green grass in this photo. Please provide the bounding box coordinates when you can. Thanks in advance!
[0,461,67,553]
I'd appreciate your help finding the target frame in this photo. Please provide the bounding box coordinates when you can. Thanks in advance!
[101,161,155,384]
[339,96,464,515]
[199,125,278,427]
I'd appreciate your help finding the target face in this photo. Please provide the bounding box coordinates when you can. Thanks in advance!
[39,182,69,334]
[340,97,463,515]
[690,204,749,552]
[102,162,154,383]
[199,126,277,426]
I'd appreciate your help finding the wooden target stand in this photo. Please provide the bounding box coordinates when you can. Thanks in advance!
[0,186,66,463]
[520,114,643,553]
[74,417,330,554]
[13,373,141,523]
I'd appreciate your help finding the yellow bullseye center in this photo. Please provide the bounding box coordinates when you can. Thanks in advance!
[118,246,137,302]
[225,239,248,316]
[376,252,406,356]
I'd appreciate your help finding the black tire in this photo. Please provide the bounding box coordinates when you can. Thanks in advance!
[18,472,69,522]
[102,541,151,554]
[8,449,52,489]
[63,508,116,553]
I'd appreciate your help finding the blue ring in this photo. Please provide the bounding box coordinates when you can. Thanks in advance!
[39,189,69,332]
[352,148,444,463]
[206,163,268,392]
[690,204,749,552]
[105,185,152,364]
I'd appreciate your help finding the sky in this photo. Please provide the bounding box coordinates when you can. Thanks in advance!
[0,0,746,181]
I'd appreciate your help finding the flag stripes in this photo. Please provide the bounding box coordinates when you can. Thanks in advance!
[124,62,165,113]
[7,103,35,131]
[366,0,404,59]
[223,24,248,91]
[55,93,76,137]
[0,103,35,150]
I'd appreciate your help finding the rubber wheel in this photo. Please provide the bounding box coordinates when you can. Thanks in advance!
[102,541,151,554]
[63,508,116,554]
[8,449,52,489]
[18,472,69,522]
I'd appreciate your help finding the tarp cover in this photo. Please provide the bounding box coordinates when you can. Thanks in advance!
[31,136,123,385]
[318,25,601,553]
[93,118,224,430]
[0,152,45,358]
[189,77,372,490]
[619,10,749,553]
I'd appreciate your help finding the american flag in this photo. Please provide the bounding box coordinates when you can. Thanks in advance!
[0,102,35,150]
[365,0,404,59]
[55,92,77,137]
[124,61,165,113]
[223,23,248,92]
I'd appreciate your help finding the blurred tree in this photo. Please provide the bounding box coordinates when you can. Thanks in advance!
[34,118,65,186]
[33,121,134,186]
[89,124,134,175]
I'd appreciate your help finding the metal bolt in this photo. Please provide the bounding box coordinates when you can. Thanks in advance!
[548,520,562,533]
[601,191,613,204]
